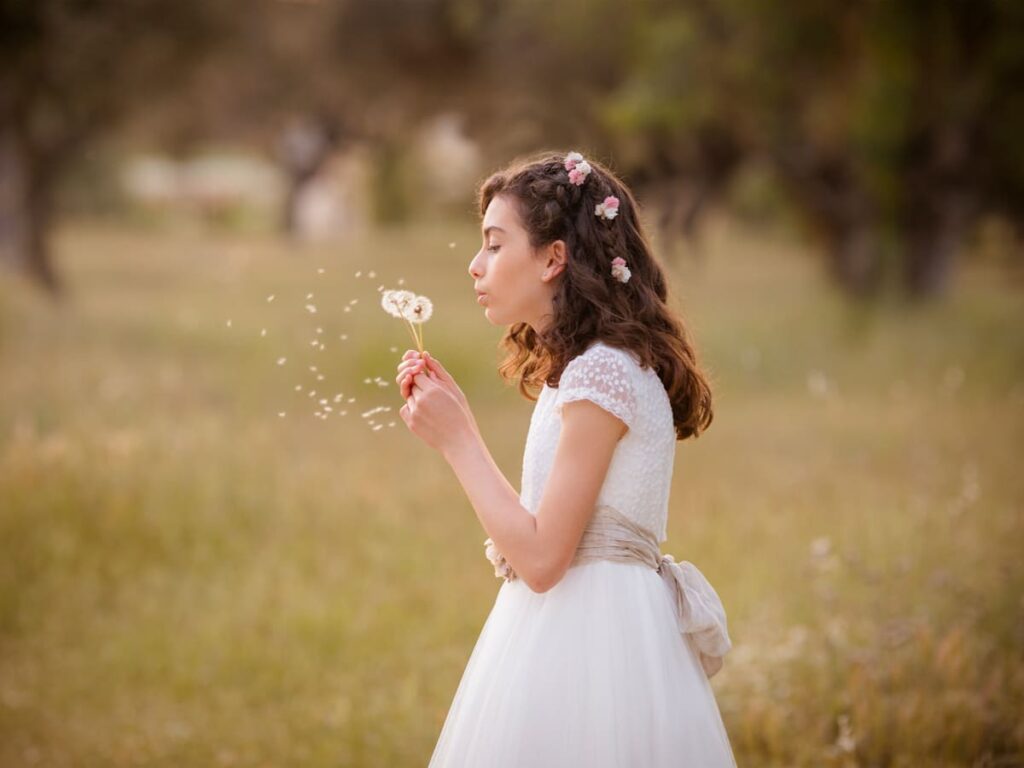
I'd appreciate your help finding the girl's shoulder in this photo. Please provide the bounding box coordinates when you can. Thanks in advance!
[560,340,644,388]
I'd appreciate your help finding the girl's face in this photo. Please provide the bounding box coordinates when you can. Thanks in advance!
[468,193,565,331]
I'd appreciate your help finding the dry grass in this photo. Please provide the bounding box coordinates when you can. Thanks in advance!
[1,215,1022,767]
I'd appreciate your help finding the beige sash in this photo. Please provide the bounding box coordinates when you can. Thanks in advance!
[483,504,733,679]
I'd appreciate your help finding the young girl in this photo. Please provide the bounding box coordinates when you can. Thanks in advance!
[395,151,737,767]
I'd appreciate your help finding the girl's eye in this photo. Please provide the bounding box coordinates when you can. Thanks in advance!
[487,245,501,253]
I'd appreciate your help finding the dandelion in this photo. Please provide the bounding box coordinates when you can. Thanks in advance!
[261,328,267,337]
[449,242,456,248]
[319,398,328,405]
[317,267,325,274]
[367,270,376,278]
[355,270,362,277]
[309,366,318,372]
[317,373,324,380]
[305,304,317,314]
[278,412,286,417]
[339,334,348,340]
[308,390,317,398]
[306,292,314,299]
[267,294,275,303]
[276,357,287,366]
[295,384,302,391]
[316,327,323,334]
[380,287,433,353]
[226,319,233,327]
[397,278,405,285]
[343,307,351,313]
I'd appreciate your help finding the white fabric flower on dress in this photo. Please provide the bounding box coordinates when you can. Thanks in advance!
[484,538,517,581]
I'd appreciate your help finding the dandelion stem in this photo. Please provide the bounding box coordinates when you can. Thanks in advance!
[403,319,422,353]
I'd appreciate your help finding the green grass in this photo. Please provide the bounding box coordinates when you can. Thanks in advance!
[1,215,1022,767]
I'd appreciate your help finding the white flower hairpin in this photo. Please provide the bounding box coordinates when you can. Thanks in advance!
[595,195,620,221]
[564,151,592,186]
[610,256,631,284]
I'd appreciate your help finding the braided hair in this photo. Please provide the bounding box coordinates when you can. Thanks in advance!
[478,149,714,441]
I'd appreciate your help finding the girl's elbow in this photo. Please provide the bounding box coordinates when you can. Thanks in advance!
[525,559,569,594]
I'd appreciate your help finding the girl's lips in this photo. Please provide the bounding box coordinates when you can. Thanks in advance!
[476,293,487,305]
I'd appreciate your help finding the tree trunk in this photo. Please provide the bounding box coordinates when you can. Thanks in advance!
[25,168,60,294]
[827,222,884,298]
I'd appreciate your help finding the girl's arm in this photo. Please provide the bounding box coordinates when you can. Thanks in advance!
[443,400,626,593]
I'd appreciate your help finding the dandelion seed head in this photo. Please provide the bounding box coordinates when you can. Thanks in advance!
[276,357,287,366]
[368,270,376,278]
[306,292,314,299]
[316,327,323,334]
[260,328,267,337]
[406,295,433,324]
[305,304,317,314]
[317,267,325,274]
[355,270,362,277]
[316,373,324,380]
[343,306,351,312]
[266,294,275,302]
[339,334,348,340]
[279,412,286,418]
[294,384,302,391]
[319,398,328,405]
[309,366,318,372]
[226,319,232,327]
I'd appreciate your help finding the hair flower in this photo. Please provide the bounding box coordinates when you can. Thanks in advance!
[610,256,631,284]
[568,160,592,186]
[564,151,584,171]
[595,195,620,221]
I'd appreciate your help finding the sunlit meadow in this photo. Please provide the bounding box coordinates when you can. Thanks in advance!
[1,215,1022,767]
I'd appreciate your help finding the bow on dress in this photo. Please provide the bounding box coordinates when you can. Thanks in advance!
[484,505,734,680]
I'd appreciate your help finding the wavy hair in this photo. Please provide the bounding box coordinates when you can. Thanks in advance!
[478,150,715,440]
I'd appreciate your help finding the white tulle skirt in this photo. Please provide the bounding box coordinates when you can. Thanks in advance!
[428,560,738,767]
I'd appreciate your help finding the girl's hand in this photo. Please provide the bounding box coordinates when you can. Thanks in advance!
[396,350,481,439]
[399,361,474,455]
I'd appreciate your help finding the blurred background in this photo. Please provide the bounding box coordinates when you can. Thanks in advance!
[1,0,1022,765]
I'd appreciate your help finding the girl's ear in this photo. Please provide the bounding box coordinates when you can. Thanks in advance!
[544,240,567,281]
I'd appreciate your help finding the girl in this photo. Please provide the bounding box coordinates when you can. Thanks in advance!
[396,151,737,767]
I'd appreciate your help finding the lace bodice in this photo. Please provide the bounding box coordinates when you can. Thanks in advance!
[519,340,677,542]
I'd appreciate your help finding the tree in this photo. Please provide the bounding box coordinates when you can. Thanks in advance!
[0,0,233,294]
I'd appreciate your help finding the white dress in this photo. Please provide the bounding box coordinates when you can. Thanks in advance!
[428,341,738,767]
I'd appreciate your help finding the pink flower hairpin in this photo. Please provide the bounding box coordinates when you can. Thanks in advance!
[610,256,631,284]
[595,195,620,221]
[564,151,592,186]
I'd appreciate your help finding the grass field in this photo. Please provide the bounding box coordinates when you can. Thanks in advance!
[1,215,1022,767]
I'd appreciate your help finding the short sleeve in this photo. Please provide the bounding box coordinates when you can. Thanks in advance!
[553,345,638,432]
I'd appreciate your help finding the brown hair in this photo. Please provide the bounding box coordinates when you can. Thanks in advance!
[478,149,714,440]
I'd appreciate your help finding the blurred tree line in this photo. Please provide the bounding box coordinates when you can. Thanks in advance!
[2,0,1022,299]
